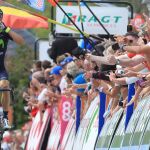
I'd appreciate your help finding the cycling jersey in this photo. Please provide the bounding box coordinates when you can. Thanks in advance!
[0,31,12,79]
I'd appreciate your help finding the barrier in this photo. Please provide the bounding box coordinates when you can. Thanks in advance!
[95,118,111,150]
[139,115,150,150]
[109,113,126,150]
[64,122,76,150]
[60,95,73,144]
[120,98,147,150]
[98,92,106,135]
[61,118,75,150]
[82,106,99,150]
[25,108,51,150]
[129,97,150,150]
[125,83,135,130]
[25,95,150,150]
[76,96,81,133]
[46,121,60,150]
[95,108,123,150]
[102,108,123,149]
[73,96,99,150]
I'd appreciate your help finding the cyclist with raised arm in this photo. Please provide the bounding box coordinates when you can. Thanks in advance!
[0,9,24,129]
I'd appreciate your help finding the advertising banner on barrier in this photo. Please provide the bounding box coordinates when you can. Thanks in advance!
[25,108,51,150]
[61,118,75,150]
[82,106,99,150]
[64,123,76,150]
[95,108,123,150]
[60,95,73,144]
[130,100,150,149]
[139,116,150,150]
[121,98,147,149]
[109,114,126,150]
[73,96,99,150]
[95,118,112,150]
[46,122,60,150]
[56,6,128,35]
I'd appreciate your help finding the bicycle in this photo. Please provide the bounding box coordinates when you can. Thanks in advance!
[0,88,14,149]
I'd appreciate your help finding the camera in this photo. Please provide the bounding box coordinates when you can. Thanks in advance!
[117,69,125,76]
[72,47,88,59]
[112,43,120,51]
[118,101,123,107]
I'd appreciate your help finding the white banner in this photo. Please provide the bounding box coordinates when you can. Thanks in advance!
[37,40,53,64]
[56,6,128,35]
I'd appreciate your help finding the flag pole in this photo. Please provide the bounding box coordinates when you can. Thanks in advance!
[47,18,103,41]
[77,0,87,49]
[81,0,114,40]
[78,0,84,32]
[47,18,89,36]
[52,0,97,50]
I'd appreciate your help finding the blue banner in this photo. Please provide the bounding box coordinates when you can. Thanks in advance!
[125,83,135,130]
[98,92,106,135]
[25,0,45,12]
[76,95,81,133]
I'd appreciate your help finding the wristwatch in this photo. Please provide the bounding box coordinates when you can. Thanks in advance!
[116,59,120,65]
[121,44,126,51]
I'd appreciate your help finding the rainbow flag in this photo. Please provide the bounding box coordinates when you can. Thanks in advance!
[0,6,48,29]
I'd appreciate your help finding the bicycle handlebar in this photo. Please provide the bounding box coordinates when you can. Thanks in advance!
[0,88,13,92]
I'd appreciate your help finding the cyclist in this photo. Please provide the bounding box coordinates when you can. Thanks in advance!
[0,9,24,129]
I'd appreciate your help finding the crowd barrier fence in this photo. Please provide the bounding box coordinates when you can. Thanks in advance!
[25,95,150,150]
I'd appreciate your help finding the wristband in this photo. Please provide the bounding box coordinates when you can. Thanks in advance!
[5,27,11,33]
[96,87,103,92]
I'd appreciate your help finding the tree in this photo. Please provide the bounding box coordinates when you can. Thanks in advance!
[6,45,34,129]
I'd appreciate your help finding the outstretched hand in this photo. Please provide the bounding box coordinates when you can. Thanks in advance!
[85,53,92,60]
[109,72,116,81]
[123,70,137,77]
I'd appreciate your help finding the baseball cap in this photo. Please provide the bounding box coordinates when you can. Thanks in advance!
[73,73,86,93]
[50,66,62,75]
[60,56,73,66]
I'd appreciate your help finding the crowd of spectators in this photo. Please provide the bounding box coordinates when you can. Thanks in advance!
[3,13,150,148]
[24,24,150,120]
[1,121,31,149]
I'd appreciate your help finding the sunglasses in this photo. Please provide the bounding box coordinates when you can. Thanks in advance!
[124,38,134,44]
[47,77,55,82]
[128,39,133,44]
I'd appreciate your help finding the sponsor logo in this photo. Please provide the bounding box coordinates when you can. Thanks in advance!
[62,13,122,25]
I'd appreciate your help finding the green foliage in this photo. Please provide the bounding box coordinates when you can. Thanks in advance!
[7,45,34,129]
[122,0,148,13]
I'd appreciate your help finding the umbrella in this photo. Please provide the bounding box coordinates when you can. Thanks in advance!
[0,6,49,29]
